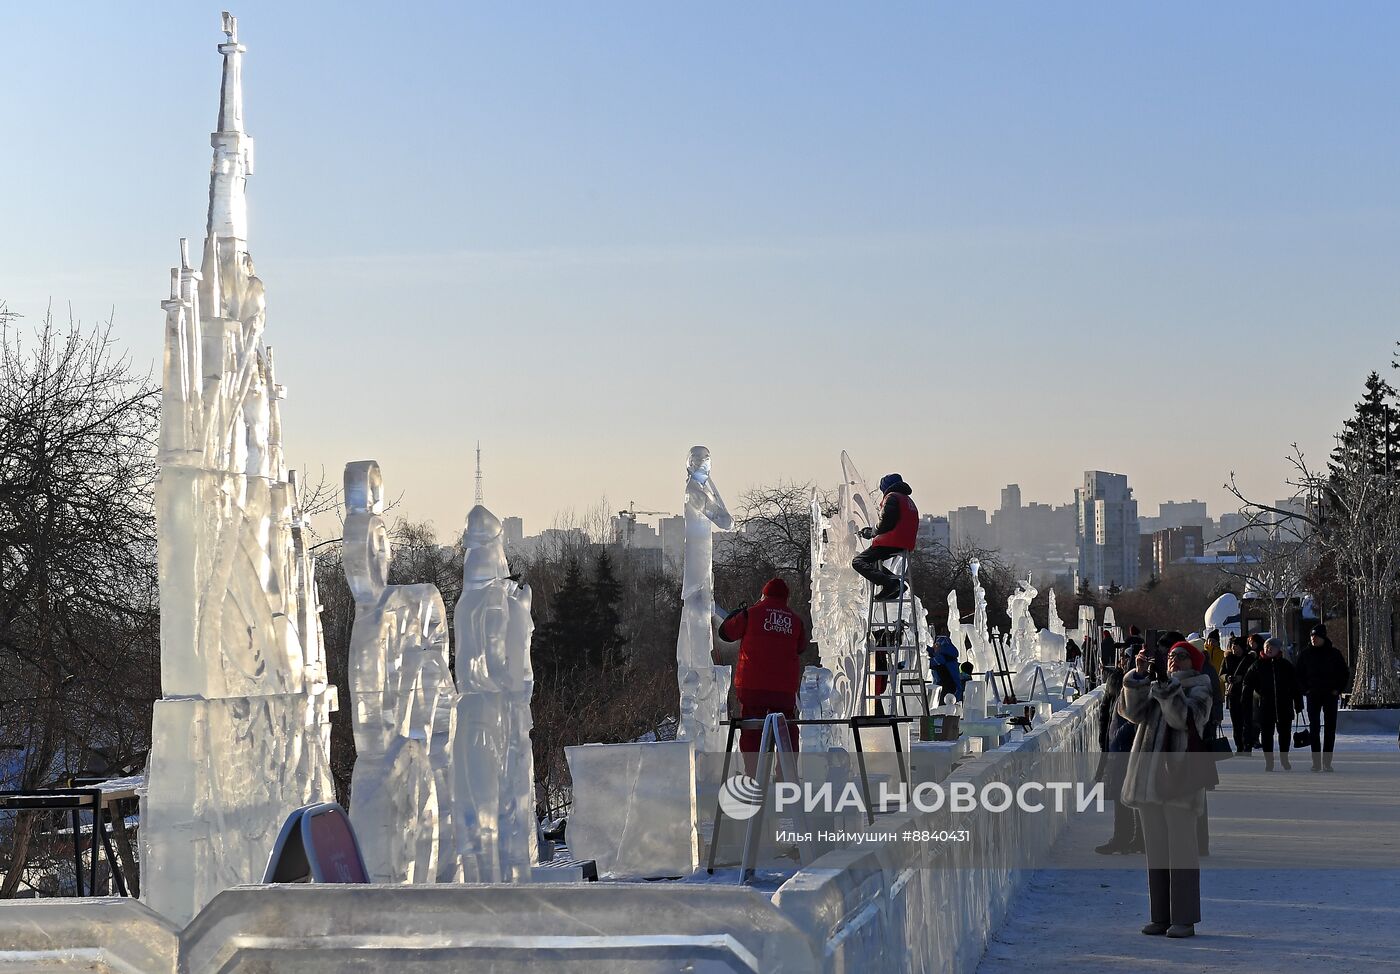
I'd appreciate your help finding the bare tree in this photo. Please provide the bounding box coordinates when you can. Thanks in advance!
[1227,443,1400,706]
[1214,502,1317,643]
[0,305,160,895]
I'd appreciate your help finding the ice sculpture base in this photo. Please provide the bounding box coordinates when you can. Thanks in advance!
[142,693,333,925]
[565,741,697,879]
[0,898,178,973]
[181,884,819,973]
[908,740,963,785]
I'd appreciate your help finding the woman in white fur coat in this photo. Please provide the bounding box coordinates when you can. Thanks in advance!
[1118,640,1215,939]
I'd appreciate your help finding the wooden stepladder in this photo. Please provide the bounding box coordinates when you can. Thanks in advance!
[857,551,930,719]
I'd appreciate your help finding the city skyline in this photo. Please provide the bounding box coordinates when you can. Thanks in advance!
[4,4,1397,534]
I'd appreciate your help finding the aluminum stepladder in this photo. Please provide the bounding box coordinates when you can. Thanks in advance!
[704,713,811,884]
[857,550,931,721]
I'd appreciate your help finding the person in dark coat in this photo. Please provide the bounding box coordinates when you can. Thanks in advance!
[1095,664,1143,854]
[1099,629,1119,674]
[1295,624,1350,771]
[1220,635,1258,753]
[1242,636,1303,770]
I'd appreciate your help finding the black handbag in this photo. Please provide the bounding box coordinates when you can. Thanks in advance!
[1292,714,1313,749]
[1156,721,1220,800]
[1207,723,1234,761]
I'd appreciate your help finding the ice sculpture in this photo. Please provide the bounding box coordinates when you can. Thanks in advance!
[142,12,336,924]
[453,505,539,883]
[798,666,842,752]
[675,446,733,755]
[1006,576,1038,668]
[809,452,932,749]
[1034,589,1068,663]
[946,589,963,649]
[963,559,993,674]
[343,461,457,883]
[1048,589,1066,637]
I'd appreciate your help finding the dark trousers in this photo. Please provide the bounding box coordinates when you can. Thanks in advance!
[736,688,798,776]
[1197,791,1210,855]
[1228,695,1254,752]
[1307,694,1339,753]
[1139,802,1202,926]
[1257,709,1293,753]
[851,545,904,590]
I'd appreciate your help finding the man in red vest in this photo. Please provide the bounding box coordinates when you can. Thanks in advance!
[718,577,805,772]
[852,473,919,600]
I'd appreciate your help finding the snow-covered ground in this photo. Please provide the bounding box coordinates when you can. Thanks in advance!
[978,730,1400,973]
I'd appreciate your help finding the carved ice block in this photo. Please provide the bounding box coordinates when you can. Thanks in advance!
[565,741,698,879]
[142,694,332,924]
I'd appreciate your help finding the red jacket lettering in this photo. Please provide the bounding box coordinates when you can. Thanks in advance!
[719,585,805,694]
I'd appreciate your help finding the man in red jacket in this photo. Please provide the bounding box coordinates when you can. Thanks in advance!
[718,577,805,772]
[852,473,919,601]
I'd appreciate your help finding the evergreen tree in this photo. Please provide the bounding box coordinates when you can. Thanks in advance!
[586,547,627,670]
[532,556,590,682]
[1331,371,1399,476]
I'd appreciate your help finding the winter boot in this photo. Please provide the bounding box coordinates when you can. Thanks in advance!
[1311,753,1323,772]
[1264,753,1275,771]
[1323,753,1335,772]
[1280,753,1292,770]
[874,581,906,602]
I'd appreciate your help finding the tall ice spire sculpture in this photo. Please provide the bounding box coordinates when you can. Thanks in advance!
[141,12,336,924]
[675,446,732,754]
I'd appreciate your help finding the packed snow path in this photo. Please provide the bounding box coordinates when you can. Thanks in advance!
[978,735,1400,973]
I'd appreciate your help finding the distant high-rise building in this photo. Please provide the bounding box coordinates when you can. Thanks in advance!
[948,506,990,548]
[502,516,524,547]
[992,484,1025,551]
[1076,471,1140,591]
[1150,525,1205,577]
[918,514,951,551]
[659,515,686,570]
[1156,500,1209,531]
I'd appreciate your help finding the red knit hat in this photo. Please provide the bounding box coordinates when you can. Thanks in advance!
[763,577,790,601]
[1171,641,1205,672]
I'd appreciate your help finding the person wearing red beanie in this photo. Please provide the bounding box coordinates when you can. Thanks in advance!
[1172,641,1206,674]
[1119,637,1216,938]
[718,577,805,771]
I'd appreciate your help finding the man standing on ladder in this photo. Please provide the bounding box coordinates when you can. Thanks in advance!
[852,473,918,600]
[717,578,805,773]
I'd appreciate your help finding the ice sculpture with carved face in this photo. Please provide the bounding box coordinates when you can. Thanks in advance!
[453,505,538,884]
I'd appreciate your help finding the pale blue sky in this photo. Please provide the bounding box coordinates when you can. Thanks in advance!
[3,3,1398,535]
